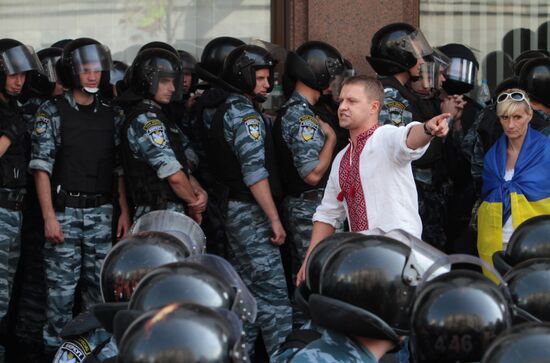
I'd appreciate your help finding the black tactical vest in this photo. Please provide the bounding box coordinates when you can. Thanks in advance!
[207,98,282,202]
[121,101,189,207]
[51,97,116,194]
[273,100,330,197]
[0,102,27,188]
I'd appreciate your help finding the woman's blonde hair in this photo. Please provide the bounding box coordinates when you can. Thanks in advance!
[496,88,533,118]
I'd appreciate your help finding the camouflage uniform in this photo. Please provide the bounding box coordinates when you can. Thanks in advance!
[0,98,29,361]
[290,329,377,363]
[29,91,122,352]
[53,318,117,363]
[0,197,22,360]
[278,91,329,327]
[221,94,291,357]
[125,99,196,220]
[271,321,326,363]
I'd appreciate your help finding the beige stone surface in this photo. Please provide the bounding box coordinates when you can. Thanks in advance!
[287,0,419,76]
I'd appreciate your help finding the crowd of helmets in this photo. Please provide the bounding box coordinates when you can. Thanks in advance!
[2,18,550,363]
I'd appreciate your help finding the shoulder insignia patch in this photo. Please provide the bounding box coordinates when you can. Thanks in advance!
[243,114,261,141]
[53,336,91,363]
[33,113,49,134]
[299,114,319,142]
[143,119,167,148]
[385,101,406,126]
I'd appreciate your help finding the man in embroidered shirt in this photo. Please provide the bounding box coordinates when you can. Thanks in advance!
[297,75,449,284]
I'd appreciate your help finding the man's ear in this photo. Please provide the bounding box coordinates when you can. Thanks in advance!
[370,100,381,114]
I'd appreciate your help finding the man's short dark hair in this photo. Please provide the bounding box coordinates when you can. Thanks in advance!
[341,75,384,104]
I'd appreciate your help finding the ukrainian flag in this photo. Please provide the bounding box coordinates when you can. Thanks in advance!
[478,125,550,281]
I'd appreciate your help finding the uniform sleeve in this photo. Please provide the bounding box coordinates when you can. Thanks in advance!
[127,114,183,179]
[226,111,269,187]
[113,106,125,176]
[180,132,200,172]
[282,108,325,179]
[29,101,58,174]
[379,88,414,127]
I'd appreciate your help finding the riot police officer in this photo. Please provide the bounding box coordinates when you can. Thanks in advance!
[206,44,292,358]
[29,37,131,355]
[121,47,207,221]
[273,40,343,327]
[0,38,43,362]
[14,45,64,360]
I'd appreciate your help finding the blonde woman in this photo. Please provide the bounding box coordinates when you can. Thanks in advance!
[477,88,550,279]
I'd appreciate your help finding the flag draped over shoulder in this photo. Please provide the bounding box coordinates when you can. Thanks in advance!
[478,125,550,279]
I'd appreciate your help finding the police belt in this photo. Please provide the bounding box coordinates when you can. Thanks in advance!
[0,189,25,211]
[63,192,112,209]
[299,188,325,202]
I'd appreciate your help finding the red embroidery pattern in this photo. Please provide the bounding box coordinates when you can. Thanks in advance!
[338,125,378,232]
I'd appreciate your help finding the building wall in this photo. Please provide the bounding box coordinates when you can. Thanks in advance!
[286,0,419,75]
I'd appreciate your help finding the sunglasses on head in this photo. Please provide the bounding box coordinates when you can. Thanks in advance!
[496,91,527,104]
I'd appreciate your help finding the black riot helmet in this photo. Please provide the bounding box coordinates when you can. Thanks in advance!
[410,270,512,363]
[309,232,449,345]
[221,44,276,102]
[129,262,235,311]
[512,49,550,76]
[0,38,44,96]
[285,41,344,92]
[200,36,245,77]
[129,210,206,255]
[493,215,550,275]
[110,60,128,86]
[366,23,434,76]
[504,258,550,323]
[56,37,112,93]
[178,49,198,93]
[130,47,183,102]
[295,232,365,314]
[519,57,550,109]
[438,43,479,95]
[23,46,62,98]
[99,231,193,303]
[481,323,550,363]
[128,260,257,323]
[118,303,248,363]
[139,41,179,57]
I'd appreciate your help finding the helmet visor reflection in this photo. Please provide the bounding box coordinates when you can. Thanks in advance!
[0,45,44,75]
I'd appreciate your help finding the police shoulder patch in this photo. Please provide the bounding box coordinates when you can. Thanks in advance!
[298,114,319,142]
[385,101,406,126]
[143,119,167,148]
[243,114,261,141]
[33,113,49,135]
[53,337,92,363]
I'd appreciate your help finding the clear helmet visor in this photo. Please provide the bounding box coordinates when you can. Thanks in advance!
[419,61,437,90]
[130,210,206,256]
[184,254,257,323]
[216,309,249,363]
[360,228,450,285]
[389,29,434,59]
[0,45,44,75]
[71,43,112,75]
[446,58,477,86]
[41,56,60,83]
